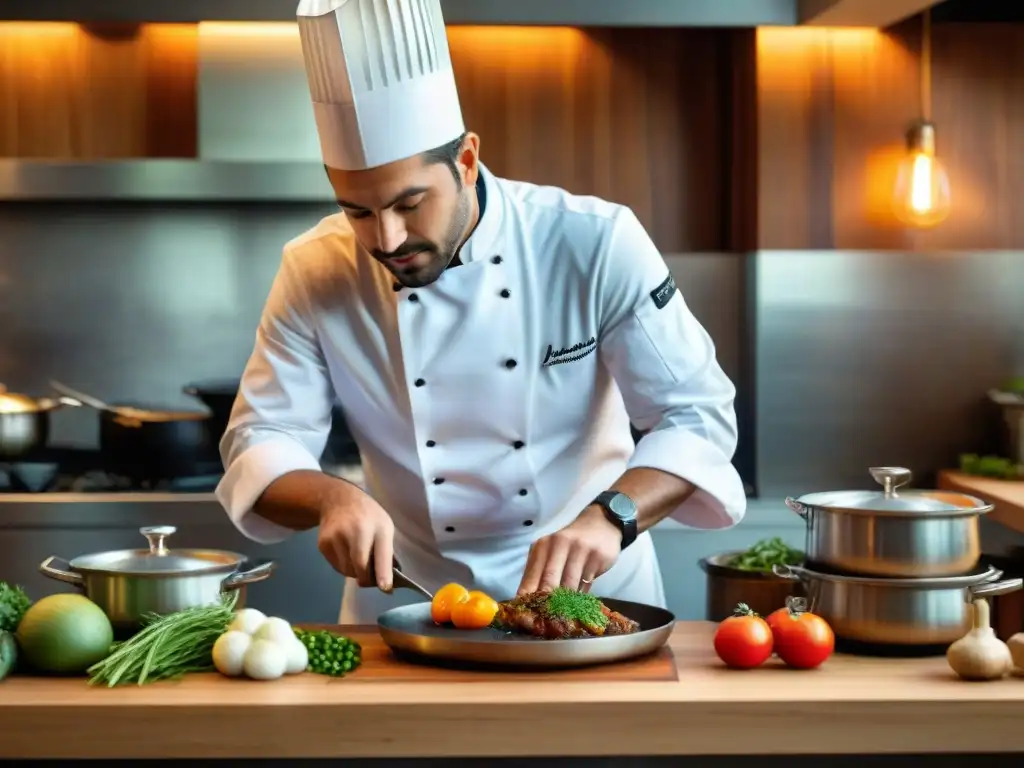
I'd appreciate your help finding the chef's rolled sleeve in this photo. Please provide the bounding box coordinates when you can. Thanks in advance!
[215,248,335,544]
[597,208,746,530]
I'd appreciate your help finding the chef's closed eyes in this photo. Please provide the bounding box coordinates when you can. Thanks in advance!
[216,0,746,626]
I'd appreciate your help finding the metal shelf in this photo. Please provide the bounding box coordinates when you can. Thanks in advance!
[0,160,335,203]
[0,0,797,26]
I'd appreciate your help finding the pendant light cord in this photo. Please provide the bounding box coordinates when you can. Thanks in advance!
[921,8,932,121]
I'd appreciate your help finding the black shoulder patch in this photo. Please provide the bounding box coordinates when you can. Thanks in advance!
[650,273,676,310]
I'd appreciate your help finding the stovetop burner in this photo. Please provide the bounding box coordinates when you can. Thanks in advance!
[0,446,223,494]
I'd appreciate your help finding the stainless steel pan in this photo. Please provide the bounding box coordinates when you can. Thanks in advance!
[378,572,675,668]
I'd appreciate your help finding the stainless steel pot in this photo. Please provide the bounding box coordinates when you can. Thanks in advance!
[774,562,1021,646]
[0,386,79,459]
[39,525,276,633]
[785,466,992,578]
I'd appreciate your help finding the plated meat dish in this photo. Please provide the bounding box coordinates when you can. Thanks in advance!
[493,588,641,639]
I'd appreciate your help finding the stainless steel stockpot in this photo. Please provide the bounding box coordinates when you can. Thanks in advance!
[786,466,992,578]
[39,525,276,633]
[774,563,1020,646]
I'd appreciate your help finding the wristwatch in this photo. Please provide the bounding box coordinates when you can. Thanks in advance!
[592,491,638,550]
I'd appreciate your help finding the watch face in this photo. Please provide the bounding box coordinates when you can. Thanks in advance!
[607,493,637,521]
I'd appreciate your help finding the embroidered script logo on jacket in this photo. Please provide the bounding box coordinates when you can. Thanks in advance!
[541,336,597,367]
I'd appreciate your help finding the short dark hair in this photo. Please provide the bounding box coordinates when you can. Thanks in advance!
[421,131,468,187]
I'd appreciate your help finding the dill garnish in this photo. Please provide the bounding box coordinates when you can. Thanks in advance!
[545,587,608,628]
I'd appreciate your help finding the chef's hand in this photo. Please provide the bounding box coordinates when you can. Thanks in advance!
[517,506,622,595]
[317,495,396,591]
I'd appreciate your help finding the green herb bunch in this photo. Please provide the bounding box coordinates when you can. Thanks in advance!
[545,587,608,629]
[0,582,32,633]
[729,537,803,572]
[87,592,240,687]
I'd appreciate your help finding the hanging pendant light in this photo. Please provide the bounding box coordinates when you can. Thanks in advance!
[892,9,951,229]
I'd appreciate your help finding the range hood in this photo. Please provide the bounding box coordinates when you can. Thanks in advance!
[0,0,799,27]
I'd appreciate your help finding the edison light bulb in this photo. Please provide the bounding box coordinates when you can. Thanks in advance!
[892,121,951,228]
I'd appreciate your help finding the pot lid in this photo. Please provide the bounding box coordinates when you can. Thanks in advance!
[793,467,992,515]
[68,526,244,575]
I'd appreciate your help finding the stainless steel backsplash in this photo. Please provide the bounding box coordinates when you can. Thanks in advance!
[0,204,753,479]
[755,250,1024,496]
[3,204,1019,494]
[0,202,336,445]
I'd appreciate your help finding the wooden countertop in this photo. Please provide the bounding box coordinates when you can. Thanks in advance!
[938,470,1024,534]
[3,622,1024,759]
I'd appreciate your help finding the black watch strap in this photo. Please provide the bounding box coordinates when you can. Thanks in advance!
[593,490,639,550]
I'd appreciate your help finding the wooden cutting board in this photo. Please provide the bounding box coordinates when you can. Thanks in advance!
[301,625,678,682]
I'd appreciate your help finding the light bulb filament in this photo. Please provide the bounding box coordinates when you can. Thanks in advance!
[910,153,934,214]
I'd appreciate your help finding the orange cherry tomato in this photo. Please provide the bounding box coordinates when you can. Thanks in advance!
[451,592,499,630]
[431,583,470,625]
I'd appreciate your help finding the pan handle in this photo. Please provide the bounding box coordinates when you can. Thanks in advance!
[221,559,277,591]
[39,556,85,588]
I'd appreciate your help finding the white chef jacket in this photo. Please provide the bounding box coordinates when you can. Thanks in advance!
[216,163,747,624]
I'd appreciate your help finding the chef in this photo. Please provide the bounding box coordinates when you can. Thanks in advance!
[216,0,747,625]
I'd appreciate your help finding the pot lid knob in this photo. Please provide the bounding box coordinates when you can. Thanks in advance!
[140,525,176,556]
[869,466,912,497]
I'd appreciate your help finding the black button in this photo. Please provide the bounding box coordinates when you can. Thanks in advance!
[518,488,528,496]
[414,378,426,387]
[500,288,511,298]
[409,293,419,303]
[491,255,503,264]
[433,477,446,485]
[513,440,525,450]
[445,525,455,533]
[426,440,436,447]
[392,282,402,292]
[523,519,534,527]
[504,359,517,370]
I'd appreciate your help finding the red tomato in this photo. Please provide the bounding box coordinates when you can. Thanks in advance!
[769,597,835,670]
[713,603,773,670]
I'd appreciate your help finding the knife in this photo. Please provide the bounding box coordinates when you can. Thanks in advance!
[370,554,433,600]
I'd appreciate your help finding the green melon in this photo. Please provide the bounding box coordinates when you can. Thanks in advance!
[15,594,114,674]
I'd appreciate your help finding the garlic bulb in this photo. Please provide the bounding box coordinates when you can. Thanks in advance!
[1006,632,1024,672]
[947,597,1012,681]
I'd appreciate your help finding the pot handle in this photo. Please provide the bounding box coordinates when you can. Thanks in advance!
[966,577,1023,603]
[772,563,807,580]
[221,559,277,591]
[784,497,809,519]
[39,556,85,588]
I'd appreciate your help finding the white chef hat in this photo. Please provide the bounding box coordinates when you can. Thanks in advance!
[296,0,465,171]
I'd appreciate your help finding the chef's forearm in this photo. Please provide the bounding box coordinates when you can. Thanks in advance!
[605,467,696,534]
[253,470,363,531]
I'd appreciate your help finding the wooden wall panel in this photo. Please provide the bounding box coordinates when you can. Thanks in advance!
[0,23,737,252]
[0,23,197,158]
[755,21,1024,250]
[448,27,734,252]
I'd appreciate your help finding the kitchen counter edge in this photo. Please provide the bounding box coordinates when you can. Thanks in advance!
[2,622,1024,758]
